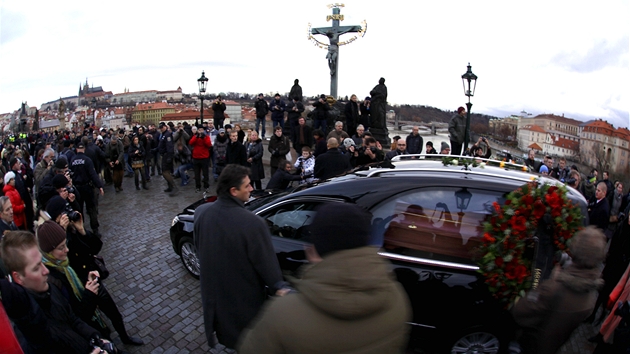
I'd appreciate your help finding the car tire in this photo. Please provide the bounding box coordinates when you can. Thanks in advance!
[178,236,200,279]
[448,329,500,354]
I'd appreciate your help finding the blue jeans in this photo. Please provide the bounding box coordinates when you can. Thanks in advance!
[255,117,266,138]
[123,153,133,175]
[313,119,327,135]
[177,163,193,186]
[272,118,284,130]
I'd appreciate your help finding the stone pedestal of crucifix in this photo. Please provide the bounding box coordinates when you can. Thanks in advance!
[309,4,366,99]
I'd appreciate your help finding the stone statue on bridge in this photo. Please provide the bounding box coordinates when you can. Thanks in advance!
[368,77,389,147]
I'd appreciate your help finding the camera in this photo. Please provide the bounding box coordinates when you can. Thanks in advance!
[65,186,76,195]
[369,146,378,153]
[63,202,81,222]
[90,337,117,354]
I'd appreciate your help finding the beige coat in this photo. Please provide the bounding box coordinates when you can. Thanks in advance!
[511,264,603,354]
[238,247,412,354]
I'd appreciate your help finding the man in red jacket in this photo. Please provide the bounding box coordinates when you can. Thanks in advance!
[189,129,213,193]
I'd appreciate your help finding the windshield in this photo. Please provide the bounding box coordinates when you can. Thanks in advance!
[246,191,291,211]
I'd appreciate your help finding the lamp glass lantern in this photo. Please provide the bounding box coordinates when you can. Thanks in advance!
[461,63,478,99]
[455,188,473,211]
[198,71,208,94]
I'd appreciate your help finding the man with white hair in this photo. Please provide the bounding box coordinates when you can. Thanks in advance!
[326,121,349,145]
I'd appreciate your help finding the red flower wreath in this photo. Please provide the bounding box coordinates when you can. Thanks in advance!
[477,181,583,307]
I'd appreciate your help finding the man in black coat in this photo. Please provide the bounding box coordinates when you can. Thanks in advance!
[405,126,423,155]
[588,181,610,232]
[291,117,313,153]
[211,95,227,129]
[226,131,247,167]
[314,138,352,180]
[286,96,305,135]
[70,143,105,236]
[266,161,303,191]
[344,94,360,136]
[193,165,288,350]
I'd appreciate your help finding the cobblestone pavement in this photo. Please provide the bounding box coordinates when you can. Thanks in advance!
[97,169,263,354]
[95,151,599,354]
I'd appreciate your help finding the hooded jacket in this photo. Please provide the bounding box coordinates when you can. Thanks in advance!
[238,247,411,354]
[511,264,603,354]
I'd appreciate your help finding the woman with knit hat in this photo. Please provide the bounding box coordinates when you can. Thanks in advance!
[37,220,144,347]
[511,226,607,354]
[3,171,26,230]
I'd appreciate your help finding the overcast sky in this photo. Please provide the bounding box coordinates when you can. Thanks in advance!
[1,0,628,128]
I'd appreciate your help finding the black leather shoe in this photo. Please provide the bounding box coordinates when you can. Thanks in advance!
[164,187,173,192]
[121,336,144,346]
[142,185,149,190]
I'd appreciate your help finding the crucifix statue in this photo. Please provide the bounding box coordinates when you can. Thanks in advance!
[309,4,367,99]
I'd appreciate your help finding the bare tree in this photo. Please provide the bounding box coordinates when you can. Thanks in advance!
[591,142,610,172]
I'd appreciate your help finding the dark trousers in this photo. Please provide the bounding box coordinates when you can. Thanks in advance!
[251,180,262,190]
[76,184,99,232]
[450,140,463,156]
[88,284,132,342]
[193,158,210,189]
[255,117,266,138]
[151,153,162,174]
[162,157,175,189]
[313,119,327,135]
[133,167,147,188]
[214,118,225,129]
[272,119,284,130]
[112,164,123,188]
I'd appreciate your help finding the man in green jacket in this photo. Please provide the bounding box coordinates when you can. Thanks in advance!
[238,203,411,354]
[448,106,469,155]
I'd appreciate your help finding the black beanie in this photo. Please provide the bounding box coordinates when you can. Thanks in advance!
[52,174,69,189]
[37,220,67,253]
[46,196,67,221]
[310,203,371,257]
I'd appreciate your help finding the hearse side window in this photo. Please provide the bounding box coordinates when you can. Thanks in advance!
[370,187,507,265]
[261,202,322,242]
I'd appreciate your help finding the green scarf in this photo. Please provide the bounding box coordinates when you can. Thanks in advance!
[42,254,84,301]
[42,254,106,328]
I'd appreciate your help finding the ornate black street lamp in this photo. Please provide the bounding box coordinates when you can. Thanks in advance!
[197,71,209,127]
[461,63,477,152]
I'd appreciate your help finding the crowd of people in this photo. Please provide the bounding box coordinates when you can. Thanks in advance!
[0,90,628,353]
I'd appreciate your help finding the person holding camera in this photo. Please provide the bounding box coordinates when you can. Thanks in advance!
[312,94,330,134]
[212,95,227,129]
[0,230,110,354]
[33,148,55,193]
[36,219,144,348]
[129,136,148,191]
[355,137,384,167]
[189,128,212,193]
[254,94,269,140]
[269,93,286,130]
[470,137,492,159]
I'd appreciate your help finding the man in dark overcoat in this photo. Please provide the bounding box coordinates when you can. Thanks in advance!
[193,164,287,350]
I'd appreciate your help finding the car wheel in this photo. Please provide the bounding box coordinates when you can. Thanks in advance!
[449,330,500,354]
[178,236,200,279]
